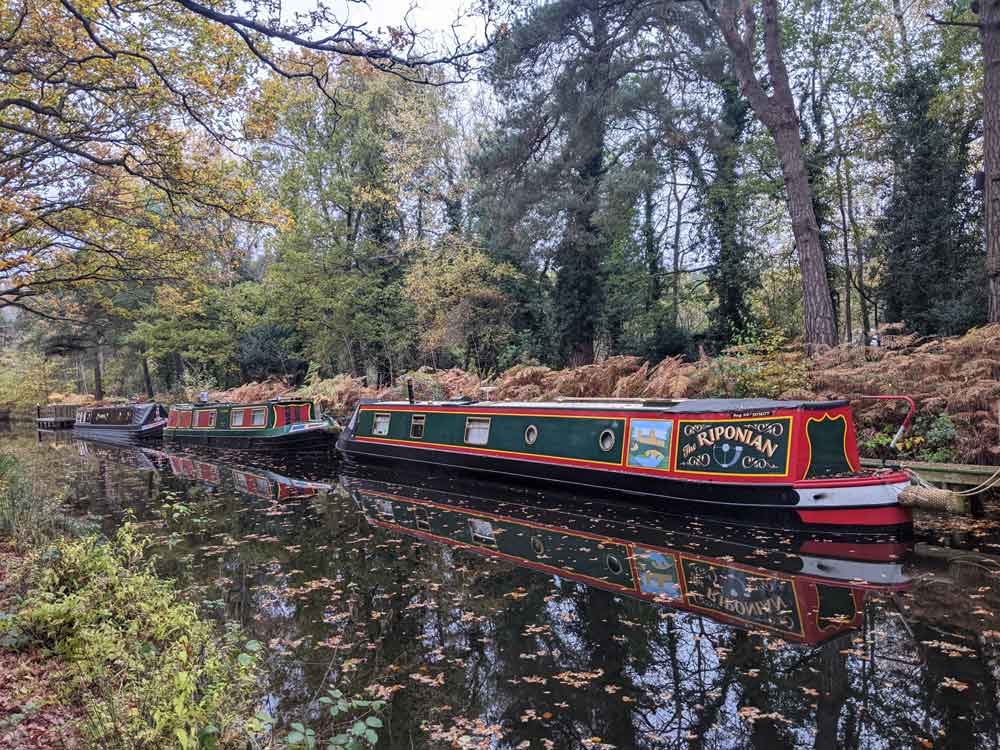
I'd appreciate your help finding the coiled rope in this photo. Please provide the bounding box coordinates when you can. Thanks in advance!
[906,465,1000,497]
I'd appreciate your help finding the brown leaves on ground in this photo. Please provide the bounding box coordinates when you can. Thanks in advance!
[207,377,296,404]
[0,650,82,749]
[0,545,82,749]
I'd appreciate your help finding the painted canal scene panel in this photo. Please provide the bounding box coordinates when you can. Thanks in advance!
[633,546,682,598]
[673,416,793,477]
[626,418,673,469]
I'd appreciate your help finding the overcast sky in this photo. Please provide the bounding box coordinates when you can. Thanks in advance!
[281,0,482,52]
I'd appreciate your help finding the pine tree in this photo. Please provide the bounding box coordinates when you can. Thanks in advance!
[879,66,985,335]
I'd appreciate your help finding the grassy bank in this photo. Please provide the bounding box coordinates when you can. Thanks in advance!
[0,458,264,749]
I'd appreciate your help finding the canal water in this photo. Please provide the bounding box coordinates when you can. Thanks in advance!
[4,426,1000,749]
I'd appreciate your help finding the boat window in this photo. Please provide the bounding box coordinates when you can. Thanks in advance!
[414,508,430,531]
[530,536,545,556]
[297,404,312,422]
[372,412,391,436]
[410,414,426,439]
[376,499,395,520]
[231,409,244,427]
[251,407,267,427]
[195,410,216,428]
[599,429,616,452]
[464,417,491,446]
[469,518,496,545]
[605,553,623,575]
[177,411,193,428]
[524,424,538,445]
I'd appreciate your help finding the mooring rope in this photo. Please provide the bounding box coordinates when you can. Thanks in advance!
[905,465,1000,497]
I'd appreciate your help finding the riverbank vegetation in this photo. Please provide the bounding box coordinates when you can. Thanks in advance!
[0,458,264,749]
[157,323,996,466]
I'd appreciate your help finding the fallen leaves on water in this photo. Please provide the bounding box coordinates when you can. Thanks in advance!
[552,668,604,688]
[941,677,970,691]
[409,671,445,687]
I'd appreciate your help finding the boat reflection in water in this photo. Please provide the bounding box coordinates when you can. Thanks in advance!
[342,468,912,645]
[73,438,334,502]
[143,447,334,501]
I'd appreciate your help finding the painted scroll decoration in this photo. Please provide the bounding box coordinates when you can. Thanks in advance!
[675,417,791,476]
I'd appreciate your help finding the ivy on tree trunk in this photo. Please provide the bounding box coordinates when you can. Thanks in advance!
[711,0,838,347]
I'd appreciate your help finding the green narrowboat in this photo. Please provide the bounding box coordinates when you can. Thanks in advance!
[337,396,916,528]
[164,398,334,450]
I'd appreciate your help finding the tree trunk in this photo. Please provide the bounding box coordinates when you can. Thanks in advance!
[76,352,87,394]
[716,0,838,348]
[892,0,913,70]
[142,357,154,399]
[772,120,838,346]
[643,179,660,313]
[554,4,609,366]
[982,0,1000,323]
[671,179,685,329]
[93,346,104,401]
[842,152,871,337]
[834,147,852,342]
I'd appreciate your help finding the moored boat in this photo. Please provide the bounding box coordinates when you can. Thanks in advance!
[73,403,168,443]
[337,396,915,528]
[164,398,334,450]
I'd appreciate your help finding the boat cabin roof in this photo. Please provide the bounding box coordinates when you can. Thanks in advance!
[170,398,310,410]
[363,397,849,413]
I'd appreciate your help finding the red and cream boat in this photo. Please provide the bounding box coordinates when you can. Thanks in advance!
[338,396,915,528]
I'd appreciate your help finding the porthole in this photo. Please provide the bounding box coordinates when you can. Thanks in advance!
[524,424,538,445]
[530,535,545,556]
[605,553,623,575]
[599,429,616,452]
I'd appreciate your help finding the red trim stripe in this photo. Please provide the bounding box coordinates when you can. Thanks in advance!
[798,541,909,561]
[796,507,912,526]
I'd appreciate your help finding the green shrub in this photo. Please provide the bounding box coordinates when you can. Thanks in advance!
[0,455,95,550]
[858,412,958,463]
[702,325,811,399]
[15,525,261,749]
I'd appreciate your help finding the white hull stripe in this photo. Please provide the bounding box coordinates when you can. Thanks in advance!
[795,480,909,509]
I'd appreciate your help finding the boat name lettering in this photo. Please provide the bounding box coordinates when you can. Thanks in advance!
[682,558,801,633]
[730,409,775,418]
[693,425,779,457]
[676,417,790,475]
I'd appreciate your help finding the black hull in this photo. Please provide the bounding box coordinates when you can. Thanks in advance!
[166,429,334,452]
[339,437,801,506]
[341,469,913,554]
[73,423,164,444]
[338,439,909,532]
